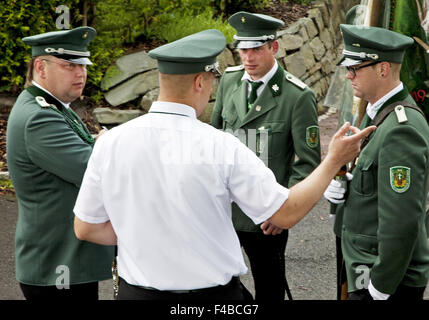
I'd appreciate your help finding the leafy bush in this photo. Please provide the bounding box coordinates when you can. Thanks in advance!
[153,6,235,43]
[0,0,275,97]
[0,0,79,93]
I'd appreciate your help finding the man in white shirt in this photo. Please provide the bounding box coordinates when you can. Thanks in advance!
[74,29,374,300]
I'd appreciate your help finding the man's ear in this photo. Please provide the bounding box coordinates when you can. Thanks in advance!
[194,73,204,93]
[271,40,279,55]
[33,58,46,79]
[379,61,391,78]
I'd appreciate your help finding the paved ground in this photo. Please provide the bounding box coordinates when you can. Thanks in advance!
[0,109,428,300]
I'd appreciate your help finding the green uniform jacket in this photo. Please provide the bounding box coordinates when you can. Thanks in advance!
[6,86,114,286]
[342,87,429,294]
[211,63,321,232]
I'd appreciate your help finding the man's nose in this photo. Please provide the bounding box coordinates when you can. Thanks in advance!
[345,69,354,80]
[75,65,86,76]
[244,49,255,60]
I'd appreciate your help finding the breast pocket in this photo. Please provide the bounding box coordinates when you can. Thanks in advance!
[257,122,286,160]
[221,109,238,130]
[353,157,377,196]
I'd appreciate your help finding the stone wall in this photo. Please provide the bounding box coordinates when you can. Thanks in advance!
[95,0,360,125]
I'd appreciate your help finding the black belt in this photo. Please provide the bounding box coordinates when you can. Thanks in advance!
[120,276,240,294]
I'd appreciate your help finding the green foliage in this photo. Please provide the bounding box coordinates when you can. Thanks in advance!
[0,179,14,191]
[153,6,235,43]
[0,0,275,98]
[392,0,429,120]
[0,1,70,92]
[0,0,87,93]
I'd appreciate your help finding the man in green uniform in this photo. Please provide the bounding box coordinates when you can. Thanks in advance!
[327,24,429,300]
[6,27,114,300]
[210,12,321,300]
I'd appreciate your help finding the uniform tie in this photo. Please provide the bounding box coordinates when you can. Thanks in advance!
[248,80,263,109]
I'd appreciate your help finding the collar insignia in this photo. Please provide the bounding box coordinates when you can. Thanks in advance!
[272,84,279,92]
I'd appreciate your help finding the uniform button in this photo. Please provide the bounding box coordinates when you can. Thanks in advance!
[255,105,261,112]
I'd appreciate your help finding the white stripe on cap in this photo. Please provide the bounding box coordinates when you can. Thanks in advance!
[44,47,90,57]
[342,49,379,60]
[236,41,266,49]
[233,34,275,41]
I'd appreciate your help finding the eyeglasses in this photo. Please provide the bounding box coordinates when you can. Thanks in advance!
[41,59,86,71]
[346,61,380,77]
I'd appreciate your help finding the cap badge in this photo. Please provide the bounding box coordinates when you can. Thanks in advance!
[272,84,279,92]
[352,43,361,47]
[241,16,246,23]
[82,32,88,39]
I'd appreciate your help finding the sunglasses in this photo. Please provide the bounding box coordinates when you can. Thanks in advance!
[346,61,380,77]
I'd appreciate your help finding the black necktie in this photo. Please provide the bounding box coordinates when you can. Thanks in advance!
[248,80,263,109]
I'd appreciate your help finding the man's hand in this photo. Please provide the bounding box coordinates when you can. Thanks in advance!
[326,122,376,170]
[260,220,283,235]
[95,126,108,141]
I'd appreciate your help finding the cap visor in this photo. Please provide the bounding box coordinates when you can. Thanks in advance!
[60,57,93,65]
[339,57,363,67]
[236,40,266,49]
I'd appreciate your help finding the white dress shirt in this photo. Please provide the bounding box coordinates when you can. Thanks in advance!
[366,82,404,119]
[241,60,278,99]
[74,101,289,290]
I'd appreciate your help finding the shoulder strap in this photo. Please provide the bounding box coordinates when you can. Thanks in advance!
[351,101,424,172]
[371,101,425,126]
[362,101,424,149]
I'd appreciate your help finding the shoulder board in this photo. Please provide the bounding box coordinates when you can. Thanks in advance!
[285,72,307,90]
[225,65,245,72]
[35,96,58,110]
[394,105,408,123]
[35,96,51,108]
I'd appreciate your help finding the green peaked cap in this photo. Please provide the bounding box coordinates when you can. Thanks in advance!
[22,26,96,65]
[149,29,226,75]
[228,11,284,49]
[339,24,414,67]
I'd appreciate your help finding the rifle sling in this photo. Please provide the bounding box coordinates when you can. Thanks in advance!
[352,101,424,170]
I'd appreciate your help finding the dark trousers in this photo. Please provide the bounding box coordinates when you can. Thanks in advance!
[237,229,289,301]
[19,281,98,300]
[347,285,426,301]
[117,276,253,301]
